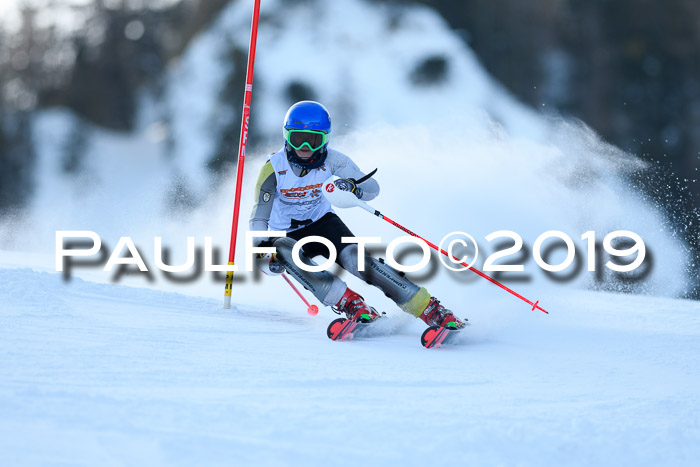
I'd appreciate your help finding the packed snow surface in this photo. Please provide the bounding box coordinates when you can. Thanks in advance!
[1,266,699,466]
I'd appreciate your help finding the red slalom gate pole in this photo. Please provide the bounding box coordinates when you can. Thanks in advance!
[376,211,549,314]
[224,0,261,309]
[281,273,319,316]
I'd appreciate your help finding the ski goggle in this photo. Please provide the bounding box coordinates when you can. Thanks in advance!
[285,129,328,151]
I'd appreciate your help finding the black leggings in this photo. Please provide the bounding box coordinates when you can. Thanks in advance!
[287,212,354,262]
[276,212,422,307]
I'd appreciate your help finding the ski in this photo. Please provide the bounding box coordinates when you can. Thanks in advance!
[327,316,466,347]
[420,325,464,348]
[326,316,386,341]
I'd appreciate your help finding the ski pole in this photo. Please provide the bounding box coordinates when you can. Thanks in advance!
[281,272,319,316]
[322,179,549,314]
[373,211,548,313]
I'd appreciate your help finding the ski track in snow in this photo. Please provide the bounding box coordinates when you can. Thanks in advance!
[1,267,699,466]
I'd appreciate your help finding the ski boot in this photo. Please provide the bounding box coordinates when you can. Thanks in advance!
[333,288,380,323]
[419,297,467,330]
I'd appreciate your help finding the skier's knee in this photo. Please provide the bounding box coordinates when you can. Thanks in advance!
[271,236,296,259]
[271,237,306,266]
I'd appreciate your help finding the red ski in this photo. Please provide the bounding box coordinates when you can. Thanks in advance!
[327,317,376,341]
[420,325,464,349]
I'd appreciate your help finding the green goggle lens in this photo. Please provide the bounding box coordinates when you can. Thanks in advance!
[286,130,328,151]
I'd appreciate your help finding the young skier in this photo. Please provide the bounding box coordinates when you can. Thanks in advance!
[250,100,466,329]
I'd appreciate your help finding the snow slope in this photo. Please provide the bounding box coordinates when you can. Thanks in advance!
[1,266,699,466]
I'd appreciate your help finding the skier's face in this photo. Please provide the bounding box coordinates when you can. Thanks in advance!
[294,147,315,159]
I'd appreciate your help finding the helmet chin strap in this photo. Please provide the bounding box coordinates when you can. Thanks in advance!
[285,144,328,171]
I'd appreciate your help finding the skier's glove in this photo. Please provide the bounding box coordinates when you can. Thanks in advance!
[254,239,274,258]
[254,240,284,275]
[335,178,363,199]
[257,252,284,276]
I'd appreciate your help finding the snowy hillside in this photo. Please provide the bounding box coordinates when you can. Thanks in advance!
[0,0,691,304]
[1,266,699,465]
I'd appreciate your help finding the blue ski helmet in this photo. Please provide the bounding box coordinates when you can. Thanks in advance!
[283,101,331,170]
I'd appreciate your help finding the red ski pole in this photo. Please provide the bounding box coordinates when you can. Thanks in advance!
[224,0,261,309]
[281,272,319,316]
[322,179,549,314]
[376,212,548,314]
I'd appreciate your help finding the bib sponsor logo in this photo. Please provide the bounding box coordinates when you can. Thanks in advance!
[280,183,323,199]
